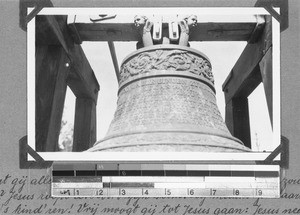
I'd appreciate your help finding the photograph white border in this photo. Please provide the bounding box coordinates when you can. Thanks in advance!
[27,7,280,161]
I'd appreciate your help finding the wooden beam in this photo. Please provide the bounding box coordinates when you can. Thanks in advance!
[19,0,53,31]
[35,45,70,152]
[222,16,272,147]
[36,15,72,52]
[68,22,258,42]
[222,16,272,104]
[108,41,120,82]
[67,44,100,103]
[68,23,83,44]
[224,65,263,103]
[255,0,289,32]
[35,15,100,152]
[225,97,251,148]
[36,15,100,103]
[73,97,97,152]
[44,15,72,55]
[248,15,265,44]
[259,46,273,125]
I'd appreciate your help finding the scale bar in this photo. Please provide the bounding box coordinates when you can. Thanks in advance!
[52,170,279,177]
[51,164,280,198]
[52,187,279,198]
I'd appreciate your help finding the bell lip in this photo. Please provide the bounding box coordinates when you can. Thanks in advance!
[121,44,212,66]
[88,131,250,152]
[88,144,251,152]
[92,128,245,148]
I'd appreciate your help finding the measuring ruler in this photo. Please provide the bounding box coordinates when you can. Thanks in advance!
[51,163,280,198]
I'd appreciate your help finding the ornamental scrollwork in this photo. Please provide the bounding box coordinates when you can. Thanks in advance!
[120,49,214,84]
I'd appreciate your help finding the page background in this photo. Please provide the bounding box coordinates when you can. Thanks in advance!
[0,0,300,212]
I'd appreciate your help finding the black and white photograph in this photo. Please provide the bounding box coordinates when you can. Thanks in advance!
[1,0,300,212]
[29,8,280,162]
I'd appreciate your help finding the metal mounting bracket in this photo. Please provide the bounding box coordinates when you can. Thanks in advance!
[90,14,117,22]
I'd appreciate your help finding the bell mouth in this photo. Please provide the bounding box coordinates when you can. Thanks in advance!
[88,131,250,152]
[118,44,214,93]
[95,125,244,145]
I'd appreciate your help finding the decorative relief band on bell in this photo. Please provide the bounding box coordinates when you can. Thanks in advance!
[119,45,213,86]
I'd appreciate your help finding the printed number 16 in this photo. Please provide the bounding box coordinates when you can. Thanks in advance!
[189,189,195,195]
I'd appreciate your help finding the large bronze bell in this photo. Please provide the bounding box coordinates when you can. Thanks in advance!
[88,44,250,152]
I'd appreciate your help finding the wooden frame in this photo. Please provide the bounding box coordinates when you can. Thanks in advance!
[222,15,273,149]
[35,14,100,152]
[27,6,282,159]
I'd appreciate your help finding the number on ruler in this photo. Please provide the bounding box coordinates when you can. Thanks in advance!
[189,189,195,196]
[96,189,104,195]
[166,189,171,195]
[211,189,217,196]
[120,189,126,195]
[257,189,263,196]
[75,189,80,195]
[234,189,240,196]
[143,189,149,195]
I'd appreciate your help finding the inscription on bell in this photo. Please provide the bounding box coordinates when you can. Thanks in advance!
[108,77,228,135]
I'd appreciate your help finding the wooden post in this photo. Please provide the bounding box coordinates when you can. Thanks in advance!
[36,15,100,152]
[73,97,97,151]
[67,44,99,103]
[222,16,271,104]
[36,45,70,152]
[108,41,120,82]
[225,97,251,148]
[259,46,273,126]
